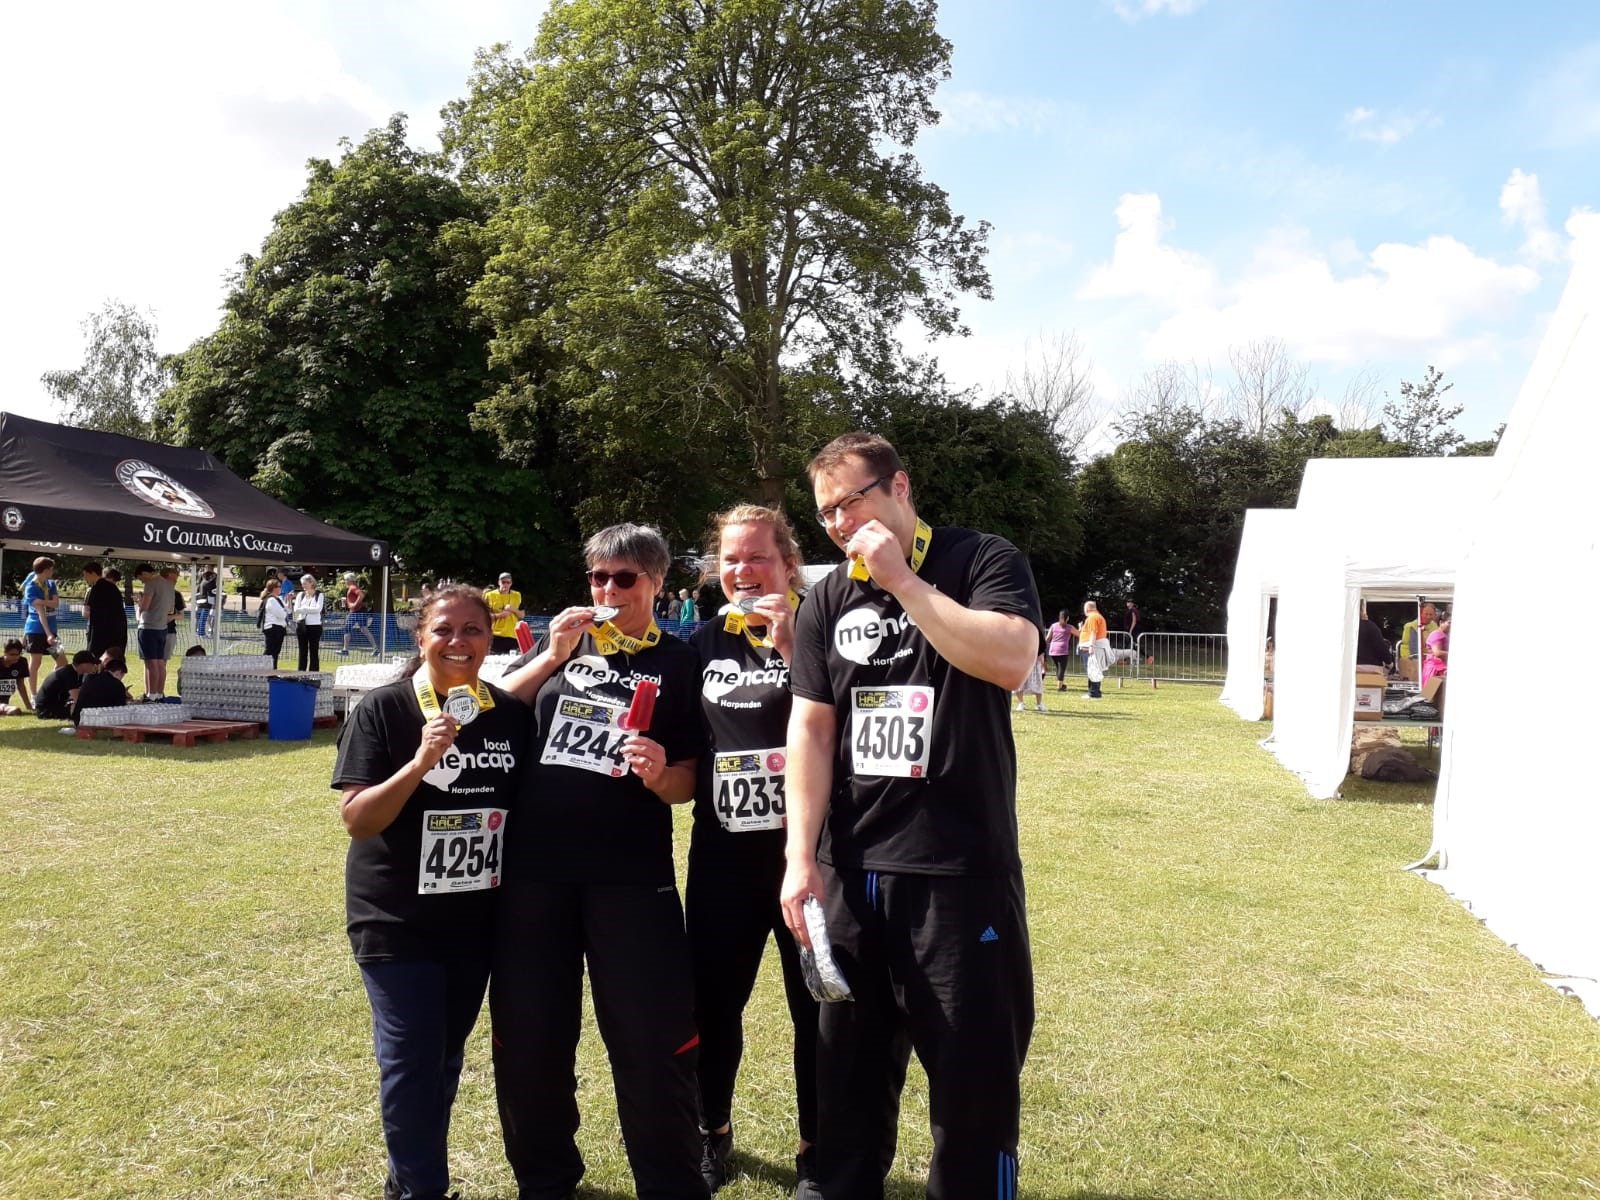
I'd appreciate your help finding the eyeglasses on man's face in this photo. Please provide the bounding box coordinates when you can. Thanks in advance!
[586,569,644,589]
[816,475,891,527]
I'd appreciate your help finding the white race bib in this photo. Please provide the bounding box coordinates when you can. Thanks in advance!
[712,747,787,832]
[417,807,506,894]
[849,685,935,778]
[541,694,629,777]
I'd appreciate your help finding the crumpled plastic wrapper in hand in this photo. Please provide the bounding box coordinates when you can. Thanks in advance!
[796,895,853,1002]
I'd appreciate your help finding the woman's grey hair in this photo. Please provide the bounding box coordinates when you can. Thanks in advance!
[301,573,318,585]
[584,523,671,579]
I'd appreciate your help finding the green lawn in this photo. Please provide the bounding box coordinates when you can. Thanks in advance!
[2,686,1596,1199]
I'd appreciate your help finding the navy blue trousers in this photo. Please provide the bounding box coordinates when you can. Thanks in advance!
[359,957,490,1200]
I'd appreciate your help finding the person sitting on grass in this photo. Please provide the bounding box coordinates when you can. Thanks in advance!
[72,658,129,725]
[34,651,100,721]
[1,638,34,715]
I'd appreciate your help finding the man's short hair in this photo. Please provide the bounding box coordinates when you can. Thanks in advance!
[135,563,156,576]
[71,650,98,667]
[82,561,103,576]
[102,658,129,675]
[31,556,54,573]
[499,573,513,582]
[806,432,906,484]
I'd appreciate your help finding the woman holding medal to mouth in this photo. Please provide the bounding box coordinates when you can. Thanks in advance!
[331,585,530,1200]
[490,522,709,1200]
[684,505,820,1197]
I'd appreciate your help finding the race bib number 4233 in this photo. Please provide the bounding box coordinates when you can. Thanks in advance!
[849,685,934,778]
[418,808,505,894]
[541,695,629,777]
[713,747,787,832]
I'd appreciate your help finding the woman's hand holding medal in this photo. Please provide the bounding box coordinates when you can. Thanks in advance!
[739,593,796,661]
[413,712,461,772]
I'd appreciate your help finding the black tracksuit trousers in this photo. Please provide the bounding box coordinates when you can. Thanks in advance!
[685,861,819,1142]
[817,864,1034,1200]
[489,879,709,1200]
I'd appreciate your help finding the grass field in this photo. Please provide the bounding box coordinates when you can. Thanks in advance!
[2,684,1597,1199]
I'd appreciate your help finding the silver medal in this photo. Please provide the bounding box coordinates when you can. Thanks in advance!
[443,686,481,727]
[735,596,762,614]
[591,604,620,622]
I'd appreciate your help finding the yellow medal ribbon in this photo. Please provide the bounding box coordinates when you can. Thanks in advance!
[593,617,662,656]
[722,590,802,650]
[412,673,496,724]
[847,519,934,583]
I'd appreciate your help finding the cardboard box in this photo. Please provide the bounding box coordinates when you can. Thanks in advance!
[1262,683,1274,720]
[1353,670,1386,721]
[1420,675,1446,717]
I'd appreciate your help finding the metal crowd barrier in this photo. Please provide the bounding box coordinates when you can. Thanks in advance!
[1134,632,1228,685]
[1043,631,1137,688]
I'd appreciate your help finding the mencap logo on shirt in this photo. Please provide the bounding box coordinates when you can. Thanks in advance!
[702,657,788,701]
[422,739,518,790]
[834,605,919,666]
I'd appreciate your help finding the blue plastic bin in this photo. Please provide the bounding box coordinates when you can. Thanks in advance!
[268,677,317,741]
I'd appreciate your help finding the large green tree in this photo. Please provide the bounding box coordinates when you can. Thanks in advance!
[444,0,989,508]
[42,300,168,439]
[164,117,566,593]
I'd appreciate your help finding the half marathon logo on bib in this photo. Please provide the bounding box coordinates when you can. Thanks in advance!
[834,606,919,666]
[115,459,215,520]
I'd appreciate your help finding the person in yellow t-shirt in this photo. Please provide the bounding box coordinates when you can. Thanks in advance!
[484,573,525,654]
[1078,600,1109,699]
[1397,604,1437,682]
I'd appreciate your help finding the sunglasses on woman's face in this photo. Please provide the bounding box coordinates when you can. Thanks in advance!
[586,569,643,589]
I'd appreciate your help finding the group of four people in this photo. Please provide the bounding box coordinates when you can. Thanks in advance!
[332,432,1040,1200]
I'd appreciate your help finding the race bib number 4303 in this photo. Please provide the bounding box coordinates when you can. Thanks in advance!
[541,695,629,777]
[418,807,505,894]
[849,685,934,778]
[713,747,787,832]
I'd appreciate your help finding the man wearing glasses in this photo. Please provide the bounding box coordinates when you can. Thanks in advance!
[781,431,1041,1200]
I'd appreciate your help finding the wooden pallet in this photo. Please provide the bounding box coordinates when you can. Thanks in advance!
[77,719,262,747]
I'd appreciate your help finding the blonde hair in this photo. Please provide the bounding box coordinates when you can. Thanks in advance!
[703,504,805,593]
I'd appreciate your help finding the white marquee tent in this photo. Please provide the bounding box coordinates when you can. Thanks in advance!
[1416,218,1600,1010]
[1219,508,1298,721]
[1267,455,1497,799]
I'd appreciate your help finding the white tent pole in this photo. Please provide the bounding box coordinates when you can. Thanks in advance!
[380,566,389,659]
[215,556,226,654]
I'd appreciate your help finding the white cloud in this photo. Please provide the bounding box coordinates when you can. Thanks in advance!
[1341,105,1439,146]
[1077,193,1216,308]
[1110,0,1205,21]
[1078,193,1540,371]
[1499,168,1564,263]
[938,91,1063,136]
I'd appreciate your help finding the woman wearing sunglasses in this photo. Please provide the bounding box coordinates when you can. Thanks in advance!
[490,523,709,1199]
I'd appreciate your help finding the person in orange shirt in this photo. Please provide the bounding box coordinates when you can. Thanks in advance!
[1078,600,1109,698]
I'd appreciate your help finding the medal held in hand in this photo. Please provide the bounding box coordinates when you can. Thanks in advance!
[443,685,481,727]
[591,604,620,622]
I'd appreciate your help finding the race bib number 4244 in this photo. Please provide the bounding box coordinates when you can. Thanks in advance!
[541,695,629,777]
[418,807,505,894]
[849,685,934,778]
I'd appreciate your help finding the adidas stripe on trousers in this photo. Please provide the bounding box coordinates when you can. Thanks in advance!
[816,864,1033,1200]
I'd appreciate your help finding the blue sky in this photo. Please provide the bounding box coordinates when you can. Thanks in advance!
[5,0,1597,446]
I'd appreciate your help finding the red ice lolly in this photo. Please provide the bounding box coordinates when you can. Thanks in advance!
[514,620,534,653]
[620,679,658,731]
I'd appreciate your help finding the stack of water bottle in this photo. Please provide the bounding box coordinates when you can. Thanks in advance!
[179,656,334,722]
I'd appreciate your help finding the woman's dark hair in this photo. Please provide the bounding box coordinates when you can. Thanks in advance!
[400,584,495,679]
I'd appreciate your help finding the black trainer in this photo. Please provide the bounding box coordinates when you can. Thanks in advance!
[794,1145,823,1200]
[700,1127,733,1192]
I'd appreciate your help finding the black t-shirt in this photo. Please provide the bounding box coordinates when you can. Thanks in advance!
[85,578,127,644]
[71,672,128,724]
[508,631,703,885]
[690,615,795,884]
[1356,618,1392,667]
[0,656,29,700]
[34,664,82,720]
[332,678,529,963]
[789,525,1042,875]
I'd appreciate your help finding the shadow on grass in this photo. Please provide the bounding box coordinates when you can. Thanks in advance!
[1337,746,1440,806]
[730,1152,1173,1200]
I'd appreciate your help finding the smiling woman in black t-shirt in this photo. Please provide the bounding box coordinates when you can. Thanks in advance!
[331,585,528,1200]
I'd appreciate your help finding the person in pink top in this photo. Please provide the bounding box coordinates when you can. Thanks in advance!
[1421,615,1451,687]
[1045,609,1077,691]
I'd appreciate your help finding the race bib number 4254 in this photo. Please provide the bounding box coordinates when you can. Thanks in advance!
[849,685,934,778]
[418,807,505,894]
